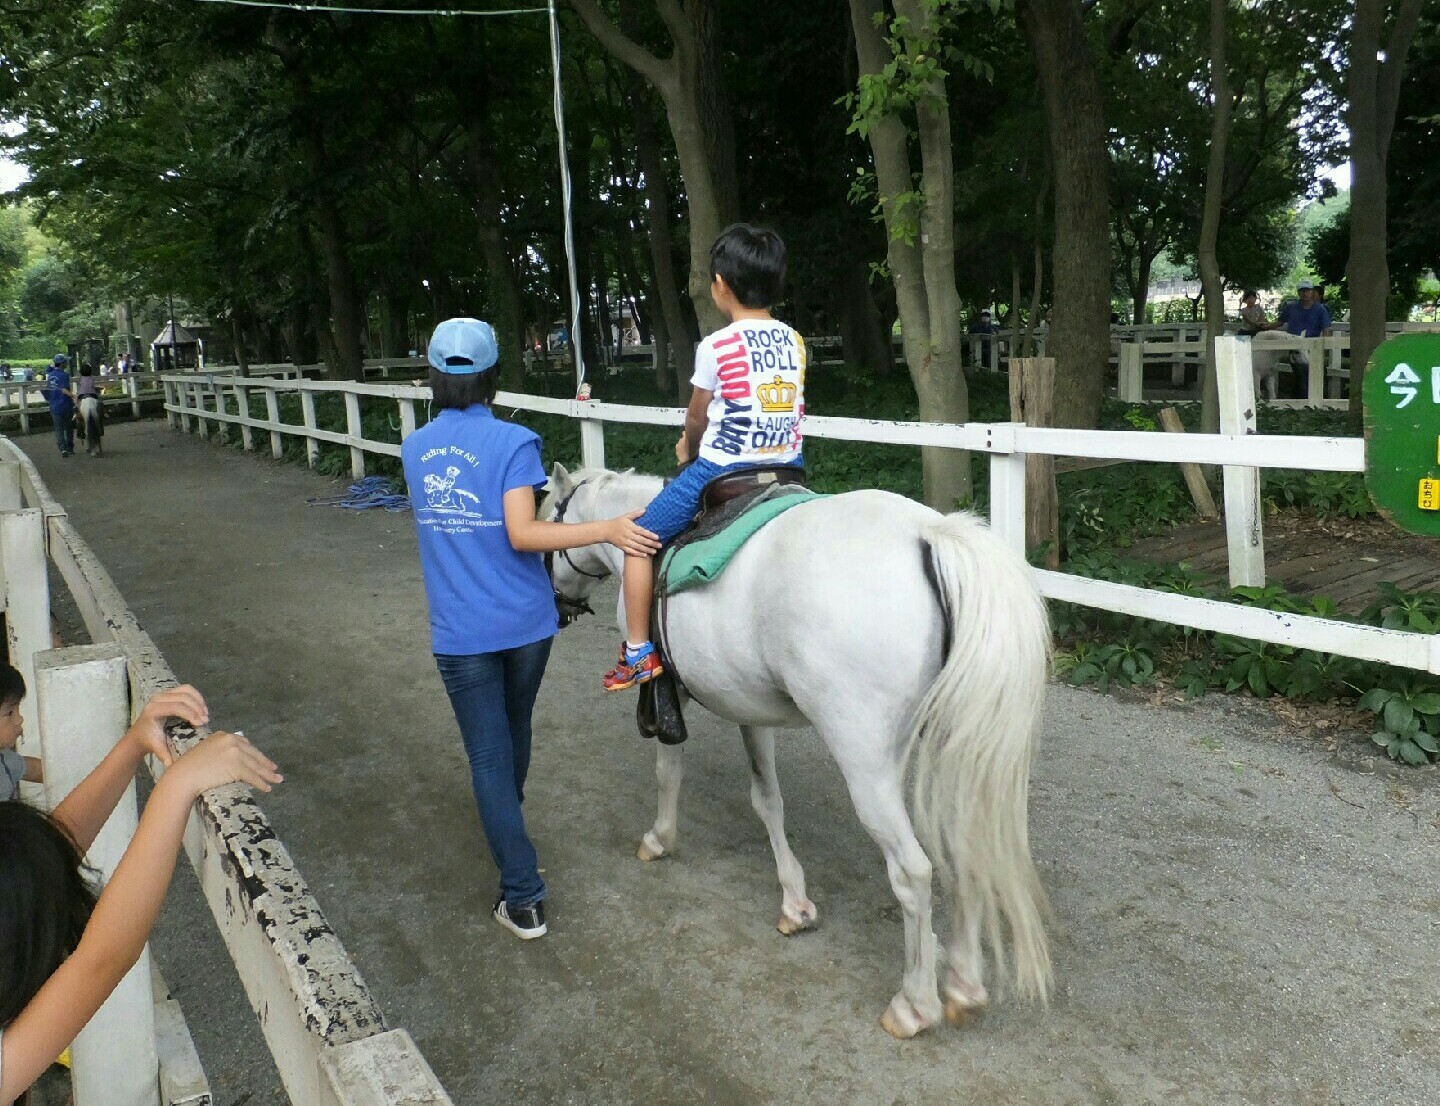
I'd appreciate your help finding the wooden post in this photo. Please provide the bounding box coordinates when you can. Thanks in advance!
[344,392,365,479]
[129,373,140,418]
[986,426,1028,560]
[163,381,178,429]
[18,383,29,434]
[1008,358,1059,568]
[1118,342,1143,402]
[399,398,417,441]
[264,389,284,459]
[579,417,605,471]
[235,386,254,451]
[0,508,49,797]
[0,460,22,510]
[1214,336,1265,587]
[300,390,320,468]
[195,383,210,441]
[213,384,229,443]
[37,644,161,1106]
[1306,336,1326,402]
[1157,408,1219,519]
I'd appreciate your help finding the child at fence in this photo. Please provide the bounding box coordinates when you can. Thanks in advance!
[0,685,281,1104]
[75,364,102,458]
[401,317,660,940]
[602,223,806,692]
[0,664,41,803]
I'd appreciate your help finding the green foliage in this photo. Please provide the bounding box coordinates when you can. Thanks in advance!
[1055,549,1440,766]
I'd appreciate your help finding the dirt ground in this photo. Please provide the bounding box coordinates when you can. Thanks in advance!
[23,420,1440,1106]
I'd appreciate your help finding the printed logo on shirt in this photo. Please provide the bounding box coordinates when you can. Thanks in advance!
[708,325,804,459]
[415,446,502,534]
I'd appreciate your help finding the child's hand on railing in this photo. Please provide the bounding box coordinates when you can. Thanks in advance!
[125,684,210,766]
[163,730,283,798]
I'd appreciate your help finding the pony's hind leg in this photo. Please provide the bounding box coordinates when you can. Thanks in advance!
[944,890,989,1024]
[740,725,816,935]
[638,742,683,861]
[831,738,941,1038]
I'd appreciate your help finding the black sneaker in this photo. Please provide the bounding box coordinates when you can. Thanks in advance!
[493,897,547,940]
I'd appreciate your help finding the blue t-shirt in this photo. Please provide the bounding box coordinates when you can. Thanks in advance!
[1279,301,1331,337]
[401,405,559,655]
[43,368,73,415]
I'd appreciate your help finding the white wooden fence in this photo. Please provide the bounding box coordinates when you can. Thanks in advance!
[0,371,166,431]
[0,437,453,1106]
[159,335,1440,678]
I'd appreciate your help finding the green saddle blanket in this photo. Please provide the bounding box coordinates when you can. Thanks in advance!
[659,487,822,596]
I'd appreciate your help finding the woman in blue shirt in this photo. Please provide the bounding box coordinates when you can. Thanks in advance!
[401,318,658,940]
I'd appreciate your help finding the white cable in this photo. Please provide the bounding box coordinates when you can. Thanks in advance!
[548,0,586,392]
[191,0,545,16]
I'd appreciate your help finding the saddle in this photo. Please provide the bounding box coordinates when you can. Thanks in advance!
[637,465,810,745]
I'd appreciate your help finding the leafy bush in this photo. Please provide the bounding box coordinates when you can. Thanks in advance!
[1053,549,1440,765]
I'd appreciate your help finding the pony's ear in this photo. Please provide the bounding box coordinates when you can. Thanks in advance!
[547,462,573,495]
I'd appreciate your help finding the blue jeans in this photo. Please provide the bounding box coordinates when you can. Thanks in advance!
[436,636,553,908]
[53,409,74,454]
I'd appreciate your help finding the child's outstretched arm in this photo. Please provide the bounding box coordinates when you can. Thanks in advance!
[52,685,209,852]
[503,488,660,558]
[0,730,281,1104]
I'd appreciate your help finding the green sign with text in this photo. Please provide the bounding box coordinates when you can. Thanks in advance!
[1364,333,1440,536]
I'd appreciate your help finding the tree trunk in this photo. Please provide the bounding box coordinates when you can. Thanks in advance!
[1017,0,1112,428]
[380,283,411,357]
[1197,0,1232,436]
[837,251,893,377]
[629,80,695,400]
[570,0,737,338]
[1346,0,1424,428]
[850,0,970,509]
[1132,249,1152,326]
[465,114,527,392]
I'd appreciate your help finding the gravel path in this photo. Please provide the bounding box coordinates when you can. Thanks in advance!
[25,420,1440,1106]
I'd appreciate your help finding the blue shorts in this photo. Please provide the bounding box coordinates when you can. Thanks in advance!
[636,458,802,544]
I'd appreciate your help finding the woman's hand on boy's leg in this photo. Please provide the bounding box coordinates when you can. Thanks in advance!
[605,511,662,558]
[126,684,209,766]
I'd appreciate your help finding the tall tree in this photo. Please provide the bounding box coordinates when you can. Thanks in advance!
[568,0,739,335]
[848,0,970,509]
[1015,0,1111,428]
[1347,0,1425,423]
[1196,0,1233,434]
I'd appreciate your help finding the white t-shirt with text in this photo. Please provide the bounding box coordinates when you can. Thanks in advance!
[690,319,805,467]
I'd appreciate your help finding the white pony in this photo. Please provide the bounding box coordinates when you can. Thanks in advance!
[545,465,1053,1037]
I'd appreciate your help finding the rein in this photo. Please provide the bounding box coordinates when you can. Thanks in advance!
[545,481,610,626]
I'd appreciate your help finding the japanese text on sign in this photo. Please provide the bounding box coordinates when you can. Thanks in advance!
[1385,361,1440,408]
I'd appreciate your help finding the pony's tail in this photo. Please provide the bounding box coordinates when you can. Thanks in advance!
[905,512,1053,1003]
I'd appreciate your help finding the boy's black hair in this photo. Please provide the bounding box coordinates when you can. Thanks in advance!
[0,663,25,708]
[428,367,498,411]
[709,223,787,309]
[80,363,94,377]
[0,803,97,1027]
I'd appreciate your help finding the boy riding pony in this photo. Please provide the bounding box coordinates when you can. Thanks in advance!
[603,223,806,691]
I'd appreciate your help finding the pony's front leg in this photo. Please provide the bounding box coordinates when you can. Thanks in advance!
[740,726,817,935]
[638,742,683,861]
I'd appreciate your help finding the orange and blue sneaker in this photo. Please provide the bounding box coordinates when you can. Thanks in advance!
[603,642,663,692]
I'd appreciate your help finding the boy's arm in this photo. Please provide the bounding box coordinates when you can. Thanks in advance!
[678,387,712,463]
[23,754,42,782]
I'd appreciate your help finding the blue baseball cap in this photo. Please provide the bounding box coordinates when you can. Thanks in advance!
[427,318,498,375]
[51,354,66,367]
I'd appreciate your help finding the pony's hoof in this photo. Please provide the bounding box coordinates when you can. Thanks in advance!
[880,993,939,1040]
[943,977,988,1025]
[636,831,669,862]
[777,899,818,935]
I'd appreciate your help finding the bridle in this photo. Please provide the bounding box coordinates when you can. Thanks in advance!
[544,481,611,626]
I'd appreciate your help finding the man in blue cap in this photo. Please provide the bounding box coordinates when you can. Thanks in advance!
[41,355,75,457]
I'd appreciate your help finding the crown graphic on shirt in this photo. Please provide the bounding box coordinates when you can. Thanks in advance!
[756,375,797,413]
